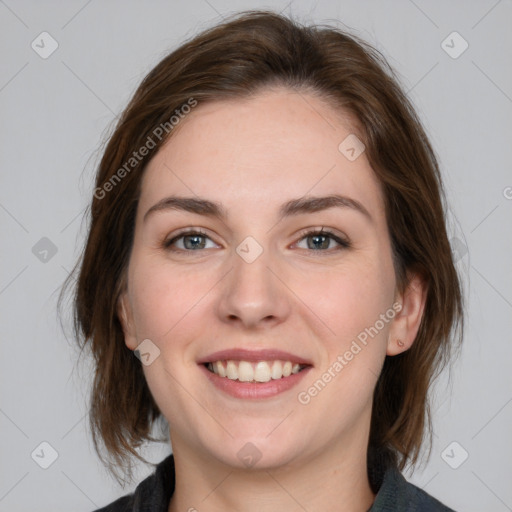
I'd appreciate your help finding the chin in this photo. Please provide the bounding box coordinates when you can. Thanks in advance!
[199,430,307,471]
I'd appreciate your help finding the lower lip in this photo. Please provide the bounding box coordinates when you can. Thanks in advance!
[199,364,312,399]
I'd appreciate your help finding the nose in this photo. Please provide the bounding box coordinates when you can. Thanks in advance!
[215,244,291,330]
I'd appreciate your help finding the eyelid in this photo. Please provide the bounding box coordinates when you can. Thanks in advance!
[295,226,346,240]
[162,227,219,246]
[292,226,351,251]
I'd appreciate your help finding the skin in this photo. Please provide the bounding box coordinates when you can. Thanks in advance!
[118,87,427,512]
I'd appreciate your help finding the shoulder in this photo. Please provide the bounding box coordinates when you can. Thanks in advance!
[370,466,456,511]
[91,454,175,512]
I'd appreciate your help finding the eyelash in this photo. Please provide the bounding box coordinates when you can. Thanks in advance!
[163,228,351,254]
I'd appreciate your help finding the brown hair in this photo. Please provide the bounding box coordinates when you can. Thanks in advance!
[61,9,463,486]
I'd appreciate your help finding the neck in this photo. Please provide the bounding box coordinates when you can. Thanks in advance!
[168,434,375,512]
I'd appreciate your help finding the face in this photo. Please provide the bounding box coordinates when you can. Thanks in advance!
[119,87,425,471]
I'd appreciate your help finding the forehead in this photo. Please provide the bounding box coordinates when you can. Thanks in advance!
[139,87,385,223]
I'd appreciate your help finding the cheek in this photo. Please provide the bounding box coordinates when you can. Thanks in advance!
[128,260,214,410]
[128,257,215,341]
[296,260,394,421]
[295,257,395,346]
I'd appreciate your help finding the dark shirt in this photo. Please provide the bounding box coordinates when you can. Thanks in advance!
[93,454,455,512]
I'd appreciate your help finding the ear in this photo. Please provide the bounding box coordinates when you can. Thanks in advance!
[117,292,138,351]
[386,272,428,356]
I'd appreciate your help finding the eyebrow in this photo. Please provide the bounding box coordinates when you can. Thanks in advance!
[143,194,372,223]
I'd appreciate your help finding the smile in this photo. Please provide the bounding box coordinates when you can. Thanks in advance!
[205,360,307,382]
[198,348,313,399]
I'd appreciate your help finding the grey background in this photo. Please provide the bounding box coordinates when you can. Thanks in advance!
[1,0,511,510]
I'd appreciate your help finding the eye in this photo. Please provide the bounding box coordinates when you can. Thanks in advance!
[163,227,350,253]
[294,228,350,251]
[163,230,218,251]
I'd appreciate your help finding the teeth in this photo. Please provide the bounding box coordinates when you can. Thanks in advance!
[226,360,238,380]
[207,360,306,382]
[238,361,254,382]
[271,361,283,379]
[215,361,226,377]
[254,362,271,382]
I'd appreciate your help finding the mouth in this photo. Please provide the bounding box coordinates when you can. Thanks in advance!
[198,349,313,399]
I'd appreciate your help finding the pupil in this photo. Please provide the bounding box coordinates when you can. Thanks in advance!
[310,234,328,250]
[185,235,205,250]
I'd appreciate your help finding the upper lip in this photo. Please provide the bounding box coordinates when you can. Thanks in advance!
[198,349,313,366]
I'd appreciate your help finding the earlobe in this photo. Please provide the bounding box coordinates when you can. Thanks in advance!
[117,293,138,351]
[386,273,428,356]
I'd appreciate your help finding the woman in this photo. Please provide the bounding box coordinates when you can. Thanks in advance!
[65,9,463,511]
